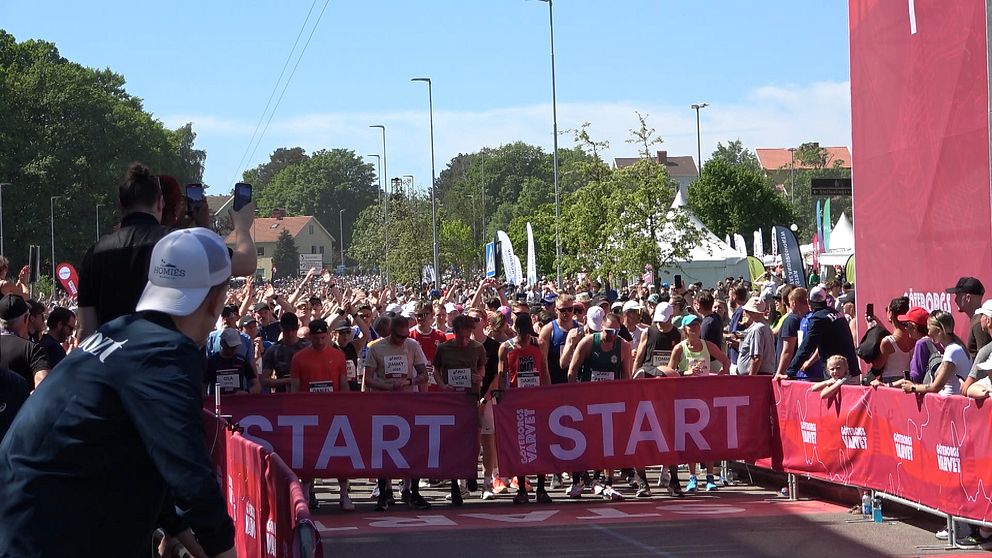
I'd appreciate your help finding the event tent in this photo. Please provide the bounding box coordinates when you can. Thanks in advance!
[657,189,749,286]
[802,211,854,267]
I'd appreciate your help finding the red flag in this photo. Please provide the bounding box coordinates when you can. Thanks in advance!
[55,263,79,299]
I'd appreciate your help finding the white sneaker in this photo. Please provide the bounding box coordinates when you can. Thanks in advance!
[935,529,949,541]
[592,480,605,496]
[602,486,624,502]
[370,485,380,499]
[340,493,355,511]
[482,488,495,501]
[567,480,585,499]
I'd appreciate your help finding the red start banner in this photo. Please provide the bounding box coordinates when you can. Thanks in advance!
[219,392,480,479]
[774,381,992,522]
[493,376,774,476]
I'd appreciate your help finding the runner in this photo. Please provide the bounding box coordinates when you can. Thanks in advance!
[668,314,732,492]
[567,309,632,501]
[470,307,501,500]
[538,294,578,389]
[410,300,447,392]
[498,313,553,504]
[433,314,487,505]
[289,318,353,511]
[204,327,259,395]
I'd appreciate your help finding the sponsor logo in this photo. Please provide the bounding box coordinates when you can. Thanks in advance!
[57,266,71,281]
[153,259,187,278]
[893,433,913,461]
[516,408,537,464]
[265,519,276,556]
[903,289,954,313]
[227,475,236,515]
[936,444,960,473]
[245,502,257,539]
[801,421,817,445]
[840,426,867,449]
[78,332,128,363]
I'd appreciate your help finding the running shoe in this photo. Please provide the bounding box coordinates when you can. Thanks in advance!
[374,494,390,512]
[720,475,730,487]
[513,492,530,505]
[686,475,698,492]
[667,483,685,498]
[492,476,509,495]
[636,486,652,498]
[410,493,432,510]
[370,485,380,500]
[705,475,718,491]
[592,480,605,496]
[602,486,624,502]
[551,474,563,490]
[339,493,355,512]
[567,480,585,499]
[935,529,949,541]
[536,488,553,504]
[481,488,495,501]
[510,477,532,492]
[445,486,469,506]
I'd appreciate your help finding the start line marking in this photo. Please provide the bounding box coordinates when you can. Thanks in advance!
[316,498,841,535]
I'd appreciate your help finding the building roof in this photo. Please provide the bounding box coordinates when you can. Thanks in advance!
[206,195,229,215]
[613,150,698,177]
[756,147,852,171]
[225,215,329,244]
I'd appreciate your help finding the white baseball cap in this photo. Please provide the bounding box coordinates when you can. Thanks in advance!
[444,302,458,315]
[652,302,673,323]
[586,306,606,332]
[385,303,403,315]
[974,300,992,318]
[401,302,418,319]
[136,228,231,316]
[622,300,643,313]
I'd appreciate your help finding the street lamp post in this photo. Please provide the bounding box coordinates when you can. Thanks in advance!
[537,0,561,286]
[412,77,440,289]
[0,182,9,255]
[691,103,708,176]
[369,126,388,283]
[788,147,797,204]
[95,203,104,242]
[338,208,346,269]
[50,196,61,279]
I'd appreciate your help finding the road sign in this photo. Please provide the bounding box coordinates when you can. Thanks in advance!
[299,253,323,276]
[484,242,496,278]
[811,177,852,196]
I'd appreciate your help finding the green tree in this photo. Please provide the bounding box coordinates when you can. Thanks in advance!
[439,217,475,275]
[710,139,761,171]
[241,146,308,198]
[348,192,431,285]
[783,142,852,237]
[688,158,794,252]
[271,229,299,279]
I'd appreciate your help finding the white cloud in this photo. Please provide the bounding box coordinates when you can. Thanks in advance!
[162,80,851,192]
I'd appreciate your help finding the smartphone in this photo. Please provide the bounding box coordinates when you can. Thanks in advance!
[866,303,875,319]
[233,182,253,212]
[185,183,204,216]
[674,275,683,290]
[903,370,911,381]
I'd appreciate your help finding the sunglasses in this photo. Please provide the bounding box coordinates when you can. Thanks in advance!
[557,307,574,313]
[416,313,433,318]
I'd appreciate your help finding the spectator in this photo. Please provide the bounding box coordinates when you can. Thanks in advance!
[25,300,46,343]
[901,307,934,383]
[39,307,76,370]
[204,328,259,395]
[963,300,992,396]
[774,286,804,377]
[0,367,30,441]
[696,291,724,366]
[261,312,309,393]
[780,286,859,381]
[737,297,775,375]
[0,294,49,387]
[725,286,749,373]
[811,355,856,398]
[0,257,29,299]
[869,297,915,386]
[945,276,990,357]
[898,310,968,397]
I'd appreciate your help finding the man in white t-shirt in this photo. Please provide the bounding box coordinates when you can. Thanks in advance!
[737,297,776,375]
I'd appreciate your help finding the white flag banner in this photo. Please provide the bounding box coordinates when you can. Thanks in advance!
[753,230,764,258]
[496,230,516,283]
[422,264,436,285]
[771,226,779,256]
[526,222,538,286]
[733,233,747,257]
[511,255,524,287]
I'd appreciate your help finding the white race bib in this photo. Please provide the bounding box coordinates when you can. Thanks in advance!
[448,368,471,389]
[426,363,437,385]
[517,373,540,388]
[385,354,408,379]
[216,369,240,391]
[651,350,672,367]
[309,381,334,393]
[346,360,357,380]
[591,370,615,382]
[686,357,711,376]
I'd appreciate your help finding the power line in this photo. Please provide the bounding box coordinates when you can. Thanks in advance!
[228,0,321,186]
[240,0,333,182]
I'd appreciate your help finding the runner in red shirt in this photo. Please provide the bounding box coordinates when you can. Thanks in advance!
[410,300,448,393]
[498,314,552,504]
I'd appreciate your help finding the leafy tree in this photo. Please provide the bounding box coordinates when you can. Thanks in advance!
[271,229,299,279]
[781,142,852,237]
[348,192,431,285]
[241,146,307,198]
[625,111,664,158]
[439,217,475,275]
[710,140,761,171]
[688,158,794,251]
[255,148,377,253]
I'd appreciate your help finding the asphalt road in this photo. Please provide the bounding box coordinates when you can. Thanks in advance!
[311,468,981,558]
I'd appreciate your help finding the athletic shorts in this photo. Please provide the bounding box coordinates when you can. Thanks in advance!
[479,399,495,435]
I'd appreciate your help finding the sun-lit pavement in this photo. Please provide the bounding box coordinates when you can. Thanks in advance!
[310,468,980,558]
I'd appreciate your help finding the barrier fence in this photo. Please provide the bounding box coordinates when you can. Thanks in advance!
[204,411,322,558]
[209,376,992,544]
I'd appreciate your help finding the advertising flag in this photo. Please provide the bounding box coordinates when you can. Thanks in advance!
[774,225,807,287]
[526,222,537,285]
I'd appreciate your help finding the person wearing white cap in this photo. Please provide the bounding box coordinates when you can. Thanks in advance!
[619,299,647,358]
[0,227,237,558]
[737,297,776,376]
[962,300,992,397]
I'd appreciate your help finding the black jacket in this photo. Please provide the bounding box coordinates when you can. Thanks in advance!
[787,306,860,379]
[0,312,233,557]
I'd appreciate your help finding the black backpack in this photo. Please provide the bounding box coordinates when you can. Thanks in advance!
[856,323,890,364]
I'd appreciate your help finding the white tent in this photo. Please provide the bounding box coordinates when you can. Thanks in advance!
[657,189,749,286]
[803,212,854,267]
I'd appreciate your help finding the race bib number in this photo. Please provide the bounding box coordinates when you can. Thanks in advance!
[385,355,408,379]
[309,381,334,393]
[517,373,540,388]
[591,370,615,382]
[686,357,710,376]
[426,363,437,385]
[448,368,471,389]
[346,360,357,380]
[216,370,241,392]
[651,350,672,367]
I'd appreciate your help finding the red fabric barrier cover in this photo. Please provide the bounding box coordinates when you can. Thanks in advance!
[775,381,992,522]
[265,453,322,558]
[227,433,268,558]
[493,376,774,476]
[219,392,480,479]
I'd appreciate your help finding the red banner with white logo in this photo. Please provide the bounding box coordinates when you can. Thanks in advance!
[493,376,774,476]
[265,453,322,558]
[228,433,267,558]
[219,392,480,479]
[774,381,992,522]
[55,262,79,299]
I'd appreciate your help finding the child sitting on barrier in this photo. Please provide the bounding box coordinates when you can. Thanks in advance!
[810,355,854,398]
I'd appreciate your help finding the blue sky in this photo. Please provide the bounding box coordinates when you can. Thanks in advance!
[2,1,852,194]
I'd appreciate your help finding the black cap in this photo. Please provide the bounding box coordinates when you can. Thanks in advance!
[221,305,239,318]
[0,294,28,321]
[945,277,985,296]
[237,315,257,328]
[309,318,329,334]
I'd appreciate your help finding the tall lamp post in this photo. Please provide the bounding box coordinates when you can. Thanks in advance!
[0,182,9,255]
[338,208,346,269]
[536,0,561,286]
[691,103,708,177]
[50,196,61,279]
[369,125,388,283]
[95,203,104,242]
[788,147,797,204]
[411,77,440,288]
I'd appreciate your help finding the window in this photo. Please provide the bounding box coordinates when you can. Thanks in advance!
[257,246,265,256]
[311,246,317,254]
[309,225,314,235]
[319,245,325,254]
